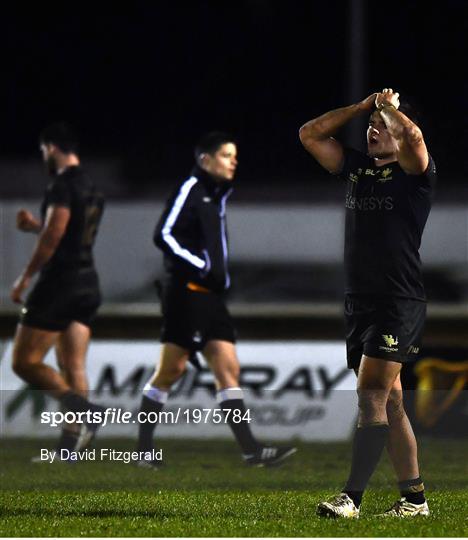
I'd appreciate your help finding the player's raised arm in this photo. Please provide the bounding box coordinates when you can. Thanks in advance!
[375,89,429,175]
[11,205,70,303]
[299,94,376,173]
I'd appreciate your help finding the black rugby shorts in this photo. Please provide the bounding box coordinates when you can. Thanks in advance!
[20,268,101,332]
[345,294,426,369]
[159,283,236,351]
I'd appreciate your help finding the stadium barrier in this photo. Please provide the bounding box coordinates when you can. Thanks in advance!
[2,334,467,441]
[1,340,358,441]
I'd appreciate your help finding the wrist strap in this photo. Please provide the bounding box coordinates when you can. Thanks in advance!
[378,103,396,111]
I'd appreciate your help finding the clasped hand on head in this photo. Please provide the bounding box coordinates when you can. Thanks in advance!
[375,88,400,110]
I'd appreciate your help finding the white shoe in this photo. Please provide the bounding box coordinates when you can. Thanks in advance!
[136,459,162,470]
[317,492,360,518]
[379,497,430,517]
[243,446,297,467]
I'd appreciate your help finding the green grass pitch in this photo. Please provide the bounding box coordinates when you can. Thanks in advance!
[0,437,466,537]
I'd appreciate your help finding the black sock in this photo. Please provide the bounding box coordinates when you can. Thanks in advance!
[219,395,260,454]
[399,477,426,504]
[56,429,80,452]
[137,395,164,452]
[344,490,364,508]
[344,424,389,507]
[60,391,93,413]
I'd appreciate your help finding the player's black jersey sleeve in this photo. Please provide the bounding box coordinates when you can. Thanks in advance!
[45,178,73,207]
[40,166,104,275]
[411,154,437,189]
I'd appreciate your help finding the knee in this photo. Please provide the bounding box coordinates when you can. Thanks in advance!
[386,392,405,422]
[12,348,32,378]
[215,355,240,383]
[166,363,186,383]
[155,361,186,386]
[356,385,388,417]
[12,356,40,380]
[12,357,27,378]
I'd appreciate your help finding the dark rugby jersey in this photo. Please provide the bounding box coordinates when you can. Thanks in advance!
[338,149,437,300]
[40,166,104,274]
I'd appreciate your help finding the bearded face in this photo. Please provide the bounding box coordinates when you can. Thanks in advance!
[40,144,58,175]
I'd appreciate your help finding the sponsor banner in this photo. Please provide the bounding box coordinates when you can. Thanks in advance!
[1,340,357,441]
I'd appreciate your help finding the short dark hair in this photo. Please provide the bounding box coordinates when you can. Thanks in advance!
[194,131,236,160]
[39,122,79,154]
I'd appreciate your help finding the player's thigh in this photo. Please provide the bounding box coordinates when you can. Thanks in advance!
[13,324,60,367]
[54,272,100,369]
[357,355,402,393]
[70,283,102,333]
[56,321,91,371]
[153,343,190,383]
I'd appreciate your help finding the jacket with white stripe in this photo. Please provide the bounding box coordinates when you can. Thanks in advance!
[154,165,233,293]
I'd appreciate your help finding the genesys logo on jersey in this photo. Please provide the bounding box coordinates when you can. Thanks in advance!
[1,341,357,441]
[346,166,395,211]
[345,195,394,211]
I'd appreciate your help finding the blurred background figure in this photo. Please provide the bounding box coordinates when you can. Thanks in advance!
[11,122,105,457]
[136,132,296,468]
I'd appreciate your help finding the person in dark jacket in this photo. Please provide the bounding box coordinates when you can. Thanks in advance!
[136,132,296,467]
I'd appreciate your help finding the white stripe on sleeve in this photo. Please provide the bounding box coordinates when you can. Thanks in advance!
[161,177,206,269]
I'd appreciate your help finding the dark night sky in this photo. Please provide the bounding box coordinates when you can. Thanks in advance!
[3,0,467,186]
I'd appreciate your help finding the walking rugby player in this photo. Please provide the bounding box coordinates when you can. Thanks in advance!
[299,89,436,517]
[11,122,105,455]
